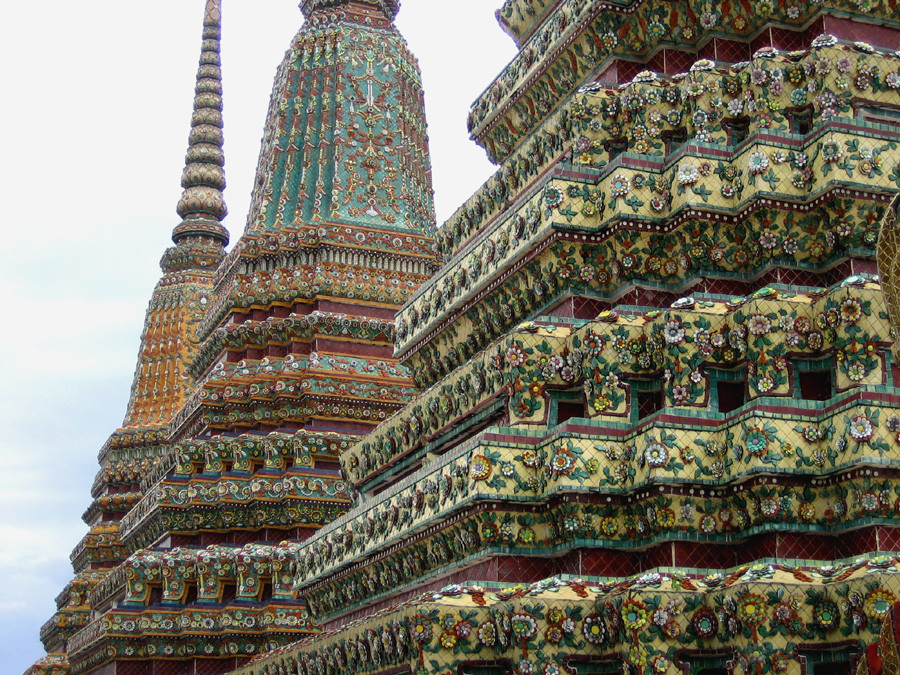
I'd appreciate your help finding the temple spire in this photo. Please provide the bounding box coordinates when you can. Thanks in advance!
[171,0,229,247]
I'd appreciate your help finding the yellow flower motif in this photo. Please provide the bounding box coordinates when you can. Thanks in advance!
[629,644,648,666]
[866,588,897,619]
[737,593,768,625]
[621,599,649,630]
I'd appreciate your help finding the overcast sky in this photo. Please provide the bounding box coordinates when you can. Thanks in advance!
[0,2,516,670]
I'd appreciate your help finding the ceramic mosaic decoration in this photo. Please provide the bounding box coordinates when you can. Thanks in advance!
[26,0,900,674]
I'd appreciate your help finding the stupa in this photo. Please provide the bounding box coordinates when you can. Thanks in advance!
[28,0,437,672]
[28,1,900,675]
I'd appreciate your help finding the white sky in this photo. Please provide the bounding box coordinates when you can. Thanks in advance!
[0,2,516,669]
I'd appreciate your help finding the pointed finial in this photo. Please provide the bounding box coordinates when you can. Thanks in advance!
[172,0,229,246]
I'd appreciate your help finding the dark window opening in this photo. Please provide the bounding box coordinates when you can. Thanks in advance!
[663,128,687,155]
[724,118,750,146]
[556,400,587,425]
[678,650,734,675]
[221,460,233,474]
[717,379,746,413]
[219,582,237,604]
[191,462,205,476]
[258,579,273,602]
[147,585,163,605]
[799,369,832,401]
[249,459,264,474]
[551,389,587,426]
[800,646,860,675]
[858,104,900,126]
[315,459,341,471]
[283,456,295,471]
[637,388,665,419]
[604,137,628,162]
[374,405,504,496]
[183,582,198,605]
[790,106,813,135]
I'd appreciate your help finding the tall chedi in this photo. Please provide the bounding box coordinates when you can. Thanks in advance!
[28,0,439,674]
[29,2,229,673]
[237,2,900,675]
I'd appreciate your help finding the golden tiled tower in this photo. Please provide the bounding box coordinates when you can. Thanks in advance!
[27,1,900,675]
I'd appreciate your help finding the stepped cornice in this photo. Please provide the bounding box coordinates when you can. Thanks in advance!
[300,0,400,20]
[469,0,900,163]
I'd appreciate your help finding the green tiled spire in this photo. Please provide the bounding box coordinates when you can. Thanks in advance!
[244,0,434,235]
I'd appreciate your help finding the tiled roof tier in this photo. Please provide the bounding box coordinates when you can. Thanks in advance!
[401,40,900,390]
[238,565,900,675]
[355,280,893,486]
[469,0,900,163]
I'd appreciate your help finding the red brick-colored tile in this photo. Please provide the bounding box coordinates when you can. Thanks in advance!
[152,661,190,675]
[823,16,900,50]
[673,542,735,569]
[736,535,777,564]
[618,61,643,84]
[878,527,900,553]
[776,533,834,561]
[581,549,636,578]
[496,555,555,583]
[116,662,151,675]
[573,297,609,319]
[715,39,751,63]
[770,27,806,52]
[835,526,879,559]
[664,50,695,76]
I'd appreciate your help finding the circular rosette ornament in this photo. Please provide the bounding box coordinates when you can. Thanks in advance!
[822,139,844,163]
[548,445,577,477]
[849,414,875,442]
[544,186,564,209]
[813,599,840,630]
[737,593,769,627]
[865,588,897,620]
[582,331,606,356]
[748,151,770,175]
[510,612,538,656]
[677,163,700,185]
[410,614,433,643]
[620,598,649,631]
[470,455,492,481]
[692,607,719,639]
[745,426,771,457]
[610,173,632,198]
[645,442,669,468]
[582,613,608,645]
[476,620,497,648]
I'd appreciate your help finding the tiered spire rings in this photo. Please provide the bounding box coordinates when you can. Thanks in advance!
[172,0,229,246]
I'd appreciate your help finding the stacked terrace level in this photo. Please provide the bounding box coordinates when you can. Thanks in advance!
[28,0,438,674]
[240,2,900,674]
